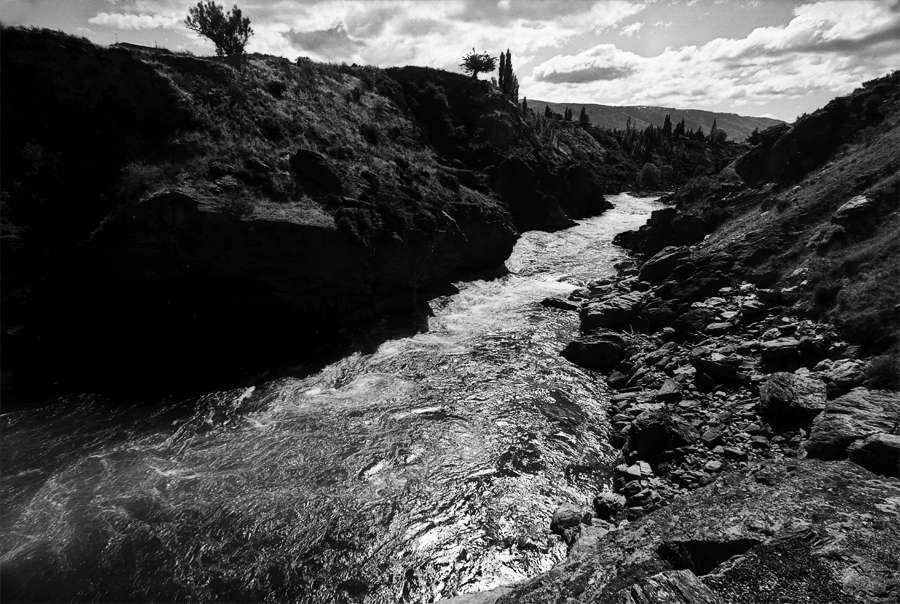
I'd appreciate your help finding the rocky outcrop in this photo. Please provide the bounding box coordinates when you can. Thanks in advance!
[758,372,827,427]
[804,388,900,461]
[496,459,900,604]
[32,188,517,374]
[560,329,628,372]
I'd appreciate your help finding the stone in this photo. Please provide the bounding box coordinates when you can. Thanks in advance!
[690,357,748,386]
[760,337,801,362]
[620,569,726,604]
[741,299,767,316]
[830,195,876,229]
[580,291,645,329]
[541,296,579,311]
[805,388,900,460]
[560,329,628,372]
[749,436,770,449]
[656,379,683,403]
[704,460,723,473]
[639,246,691,283]
[289,148,344,194]
[758,372,827,427]
[722,447,748,461]
[628,408,701,464]
[607,370,630,389]
[672,308,719,334]
[706,322,733,336]
[702,426,727,448]
[593,492,626,522]
[847,434,900,477]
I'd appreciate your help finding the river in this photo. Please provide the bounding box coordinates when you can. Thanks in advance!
[0,194,661,603]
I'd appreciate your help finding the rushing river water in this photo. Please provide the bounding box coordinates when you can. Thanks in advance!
[1,194,661,603]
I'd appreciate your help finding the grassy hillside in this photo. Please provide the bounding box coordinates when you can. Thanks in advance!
[625,71,899,362]
[527,100,783,142]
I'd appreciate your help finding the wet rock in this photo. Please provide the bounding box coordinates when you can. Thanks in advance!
[847,433,900,477]
[560,329,628,371]
[805,388,900,460]
[581,291,645,329]
[541,297,579,311]
[593,492,626,522]
[758,372,827,427]
[639,246,691,283]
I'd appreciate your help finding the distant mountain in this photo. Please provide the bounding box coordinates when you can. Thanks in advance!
[526,100,784,142]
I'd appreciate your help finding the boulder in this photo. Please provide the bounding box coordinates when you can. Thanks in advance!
[551,504,591,546]
[690,357,748,386]
[541,297,579,311]
[289,148,343,194]
[580,292,645,330]
[847,433,900,477]
[593,492,626,522]
[639,246,691,284]
[647,207,677,226]
[758,373,827,427]
[805,388,900,461]
[672,308,718,335]
[830,195,877,233]
[560,329,628,372]
[628,408,701,464]
[760,337,801,362]
[656,380,683,403]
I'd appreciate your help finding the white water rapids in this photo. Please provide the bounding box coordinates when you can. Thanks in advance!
[1,194,661,603]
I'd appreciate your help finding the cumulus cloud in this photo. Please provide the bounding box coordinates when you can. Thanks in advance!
[284,22,365,60]
[620,22,643,37]
[533,44,638,83]
[525,1,899,117]
[88,11,179,29]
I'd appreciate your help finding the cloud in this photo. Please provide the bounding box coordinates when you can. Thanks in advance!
[524,1,899,118]
[533,44,638,83]
[284,22,365,60]
[620,22,643,37]
[654,21,673,28]
[88,11,180,30]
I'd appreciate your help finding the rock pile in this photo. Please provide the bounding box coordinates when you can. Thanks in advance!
[551,244,899,522]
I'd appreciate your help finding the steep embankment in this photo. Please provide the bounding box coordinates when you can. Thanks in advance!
[0,27,625,384]
[473,73,899,604]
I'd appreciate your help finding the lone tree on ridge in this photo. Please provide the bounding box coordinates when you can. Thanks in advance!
[460,49,497,79]
[184,1,253,57]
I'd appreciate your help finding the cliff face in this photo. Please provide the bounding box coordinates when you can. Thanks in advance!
[3,27,623,380]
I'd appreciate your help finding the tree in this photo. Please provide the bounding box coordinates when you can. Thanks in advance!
[544,105,552,118]
[498,51,507,89]
[748,127,761,145]
[662,114,672,143]
[579,106,590,126]
[709,118,718,144]
[460,49,497,79]
[522,97,528,114]
[184,1,253,57]
[564,107,572,121]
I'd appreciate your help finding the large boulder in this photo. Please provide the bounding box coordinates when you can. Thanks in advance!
[581,292,645,330]
[830,195,877,234]
[847,434,900,478]
[758,373,827,427]
[690,357,748,386]
[628,408,700,464]
[639,246,690,283]
[289,148,344,194]
[805,388,900,461]
[560,329,628,372]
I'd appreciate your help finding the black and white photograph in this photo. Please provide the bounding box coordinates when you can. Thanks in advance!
[1,0,898,602]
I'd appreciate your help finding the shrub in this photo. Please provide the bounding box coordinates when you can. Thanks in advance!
[223,195,254,218]
[266,79,287,98]
[360,123,380,145]
[184,1,253,57]
[864,351,900,390]
[640,163,660,189]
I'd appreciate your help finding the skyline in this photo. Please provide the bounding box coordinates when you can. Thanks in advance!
[2,0,898,121]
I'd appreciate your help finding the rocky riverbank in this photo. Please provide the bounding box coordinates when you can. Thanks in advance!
[479,244,899,604]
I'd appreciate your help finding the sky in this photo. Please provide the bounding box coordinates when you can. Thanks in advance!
[2,0,898,121]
